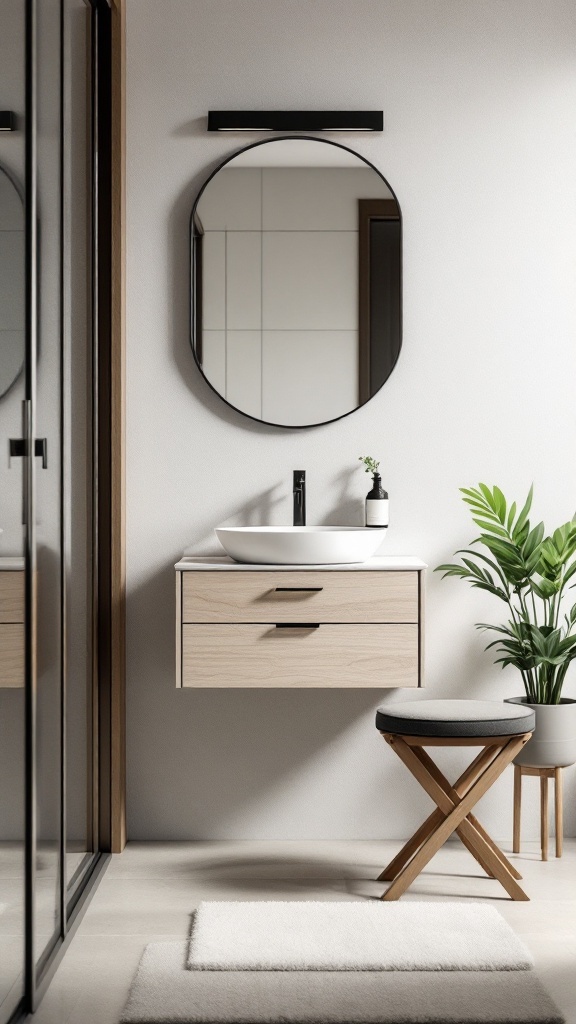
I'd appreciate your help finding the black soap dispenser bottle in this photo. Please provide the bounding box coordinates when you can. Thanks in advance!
[365,472,389,528]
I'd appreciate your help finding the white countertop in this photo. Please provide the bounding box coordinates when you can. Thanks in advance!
[0,556,25,570]
[175,555,427,571]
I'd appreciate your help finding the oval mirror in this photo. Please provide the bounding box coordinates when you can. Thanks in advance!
[191,137,401,428]
[0,164,24,399]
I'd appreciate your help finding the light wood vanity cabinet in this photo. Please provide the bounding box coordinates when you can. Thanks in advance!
[0,567,25,688]
[175,557,425,689]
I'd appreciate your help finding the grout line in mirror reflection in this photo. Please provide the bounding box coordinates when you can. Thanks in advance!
[205,229,357,233]
[250,329,355,332]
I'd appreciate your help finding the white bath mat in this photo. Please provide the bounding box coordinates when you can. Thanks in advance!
[121,942,563,1024]
[187,901,533,972]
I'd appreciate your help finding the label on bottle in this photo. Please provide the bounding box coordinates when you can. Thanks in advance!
[366,498,389,527]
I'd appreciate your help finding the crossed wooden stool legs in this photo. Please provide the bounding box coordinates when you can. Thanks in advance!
[377,731,532,901]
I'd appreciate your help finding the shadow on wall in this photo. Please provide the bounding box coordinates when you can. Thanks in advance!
[320,467,364,526]
[183,487,286,556]
[179,473,368,553]
[172,117,207,137]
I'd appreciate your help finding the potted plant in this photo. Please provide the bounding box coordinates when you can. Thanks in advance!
[437,483,576,767]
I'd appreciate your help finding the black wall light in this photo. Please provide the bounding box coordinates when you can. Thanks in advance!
[207,110,383,133]
[0,111,16,131]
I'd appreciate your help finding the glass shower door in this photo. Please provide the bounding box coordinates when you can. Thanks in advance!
[1,0,108,1012]
[62,0,97,901]
[28,0,99,991]
[0,1,27,1019]
[33,0,65,970]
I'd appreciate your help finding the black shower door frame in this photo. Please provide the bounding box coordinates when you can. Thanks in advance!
[19,0,118,1016]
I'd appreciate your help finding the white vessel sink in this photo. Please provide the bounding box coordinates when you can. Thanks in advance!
[215,526,386,565]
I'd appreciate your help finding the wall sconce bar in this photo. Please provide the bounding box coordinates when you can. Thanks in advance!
[207,110,383,132]
[0,111,16,131]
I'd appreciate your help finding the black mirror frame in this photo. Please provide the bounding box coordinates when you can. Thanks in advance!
[189,135,402,430]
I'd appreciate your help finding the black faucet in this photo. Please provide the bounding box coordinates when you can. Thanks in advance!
[293,470,306,527]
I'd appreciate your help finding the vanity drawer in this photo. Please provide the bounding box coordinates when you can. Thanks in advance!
[0,624,25,688]
[181,571,418,624]
[181,623,418,688]
[0,571,25,623]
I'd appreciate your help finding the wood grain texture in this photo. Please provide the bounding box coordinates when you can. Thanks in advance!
[513,764,521,854]
[555,767,563,858]
[110,0,126,854]
[0,571,25,622]
[400,734,526,746]
[182,623,418,688]
[381,734,530,901]
[411,744,522,881]
[541,775,549,861]
[377,744,520,883]
[182,570,418,624]
[511,764,564,861]
[0,624,25,687]
[175,571,182,686]
[418,569,425,687]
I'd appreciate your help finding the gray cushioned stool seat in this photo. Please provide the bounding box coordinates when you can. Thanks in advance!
[375,699,535,737]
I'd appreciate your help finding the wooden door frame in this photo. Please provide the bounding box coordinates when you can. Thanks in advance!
[105,0,126,853]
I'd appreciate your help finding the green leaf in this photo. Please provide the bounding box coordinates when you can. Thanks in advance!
[512,484,533,540]
[460,486,487,505]
[470,582,509,599]
[438,482,576,701]
[563,560,576,584]
[493,486,507,523]
[530,578,557,601]
[506,501,517,532]
[478,483,498,513]
[434,563,471,577]
[472,518,510,538]
[523,521,545,558]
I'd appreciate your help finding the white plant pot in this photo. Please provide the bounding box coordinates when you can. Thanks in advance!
[505,697,576,767]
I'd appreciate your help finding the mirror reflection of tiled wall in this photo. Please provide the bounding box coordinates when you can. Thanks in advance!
[200,167,391,423]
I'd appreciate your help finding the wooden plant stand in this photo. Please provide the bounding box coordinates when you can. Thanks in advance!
[513,764,563,861]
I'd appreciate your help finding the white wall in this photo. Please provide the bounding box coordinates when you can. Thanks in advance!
[126,0,576,840]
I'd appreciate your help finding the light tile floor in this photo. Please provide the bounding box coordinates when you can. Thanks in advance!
[0,843,96,1021]
[29,840,576,1024]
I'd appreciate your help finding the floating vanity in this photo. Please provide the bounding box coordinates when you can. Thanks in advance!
[0,557,25,688]
[175,556,426,688]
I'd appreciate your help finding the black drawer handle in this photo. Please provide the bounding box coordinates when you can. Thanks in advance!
[275,623,320,629]
[274,587,323,592]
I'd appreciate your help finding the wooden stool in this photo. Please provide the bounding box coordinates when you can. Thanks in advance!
[375,699,535,901]
[513,764,563,861]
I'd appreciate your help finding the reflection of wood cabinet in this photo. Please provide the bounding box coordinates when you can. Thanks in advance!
[175,557,425,689]
[0,566,25,688]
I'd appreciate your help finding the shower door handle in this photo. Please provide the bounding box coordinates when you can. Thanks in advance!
[9,437,48,468]
[9,437,48,522]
